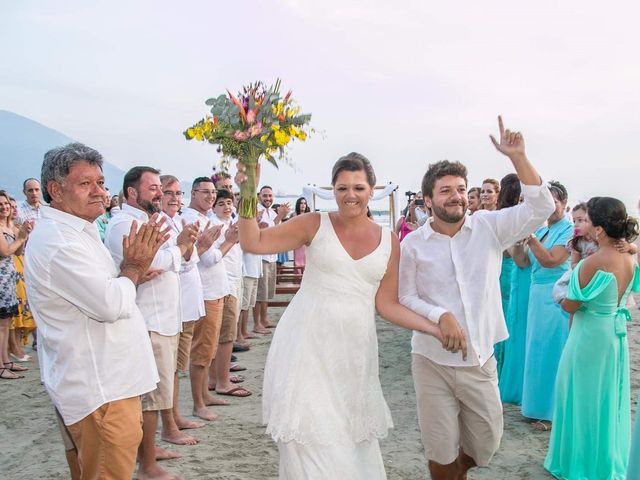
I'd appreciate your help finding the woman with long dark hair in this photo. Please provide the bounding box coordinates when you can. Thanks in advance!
[545,197,639,479]
[292,197,311,274]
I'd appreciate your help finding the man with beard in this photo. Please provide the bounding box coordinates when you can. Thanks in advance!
[254,186,288,333]
[16,177,43,224]
[105,166,199,480]
[399,117,555,480]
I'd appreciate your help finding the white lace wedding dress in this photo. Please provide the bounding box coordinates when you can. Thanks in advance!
[263,212,394,479]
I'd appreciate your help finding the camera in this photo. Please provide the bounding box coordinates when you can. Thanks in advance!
[405,190,416,199]
[415,199,424,206]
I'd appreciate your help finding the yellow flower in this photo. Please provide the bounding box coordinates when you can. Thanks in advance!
[274,129,290,146]
[271,124,280,131]
[186,128,196,139]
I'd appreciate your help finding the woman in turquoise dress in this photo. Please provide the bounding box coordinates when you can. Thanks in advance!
[498,260,531,404]
[518,182,573,426]
[544,196,639,479]
[494,174,520,376]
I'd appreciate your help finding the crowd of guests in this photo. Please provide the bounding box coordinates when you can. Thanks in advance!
[3,135,640,479]
[1,145,314,479]
[397,172,640,479]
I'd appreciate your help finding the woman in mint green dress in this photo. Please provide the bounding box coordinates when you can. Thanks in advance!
[629,391,640,479]
[544,197,639,480]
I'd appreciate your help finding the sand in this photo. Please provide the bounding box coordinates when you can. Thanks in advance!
[1,298,638,480]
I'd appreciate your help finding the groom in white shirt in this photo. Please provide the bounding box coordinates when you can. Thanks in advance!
[399,117,554,479]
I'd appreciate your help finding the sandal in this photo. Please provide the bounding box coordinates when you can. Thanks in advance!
[4,362,28,372]
[230,375,245,384]
[531,420,551,431]
[0,367,23,379]
[229,363,247,372]
[216,386,252,397]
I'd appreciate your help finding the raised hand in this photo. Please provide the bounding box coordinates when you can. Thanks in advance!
[176,220,199,253]
[196,222,223,252]
[224,223,239,244]
[234,160,262,188]
[276,203,290,219]
[16,220,34,240]
[490,115,525,159]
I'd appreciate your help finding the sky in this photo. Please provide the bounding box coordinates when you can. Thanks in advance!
[2,0,639,213]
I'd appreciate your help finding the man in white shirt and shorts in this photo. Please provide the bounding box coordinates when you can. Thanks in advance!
[399,117,554,479]
[25,143,165,479]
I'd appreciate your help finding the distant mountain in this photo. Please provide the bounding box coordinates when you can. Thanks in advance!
[0,110,124,197]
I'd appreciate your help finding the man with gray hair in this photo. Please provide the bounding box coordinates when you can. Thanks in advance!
[24,143,165,480]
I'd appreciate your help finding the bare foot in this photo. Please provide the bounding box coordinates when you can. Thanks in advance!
[204,393,229,406]
[175,417,205,430]
[263,322,276,328]
[155,446,182,460]
[138,462,183,480]
[192,406,218,421]
[253,328,270,334]
[161,429,199,445]
[531,420,551,431]
[243,332,258,339]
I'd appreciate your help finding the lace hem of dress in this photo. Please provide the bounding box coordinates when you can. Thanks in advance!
[265,422,391,446]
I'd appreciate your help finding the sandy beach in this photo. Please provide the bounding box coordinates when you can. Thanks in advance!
[2,295,638,480]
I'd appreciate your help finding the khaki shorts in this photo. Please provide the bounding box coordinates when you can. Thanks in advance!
[142,332,179,412]
[176,321,195,371]
[256,261,276,301]
[412,354,503,466]
[219,295,238,343]
[190,298,224,367]
[67,397,143,480]
[241,277,259,311]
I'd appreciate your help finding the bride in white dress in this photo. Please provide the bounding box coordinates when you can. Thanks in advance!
[236,153,446,479]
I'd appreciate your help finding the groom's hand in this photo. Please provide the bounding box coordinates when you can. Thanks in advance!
[438,312,468,361]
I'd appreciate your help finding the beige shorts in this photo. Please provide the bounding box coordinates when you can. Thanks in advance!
[176,321,195,371]
[241,277,259,311]
[412,354,503,466]
[256,261,276,301]
[219,295,238,343]
[142,332,179,412]
[190,298,224,367]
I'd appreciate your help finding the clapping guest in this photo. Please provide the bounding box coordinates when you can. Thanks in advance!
[105,166,199,479]
[480,178,500,211]
[0,191,31,379]
[7,196,35,362]
[158,174,205,445]
[16,178,42,224]
[293,197,310,273]
[24,143,164,479]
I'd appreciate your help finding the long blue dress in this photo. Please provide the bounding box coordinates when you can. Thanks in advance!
[629,389,640,479]
[495,255,515,376]
[544,261,639,479]
[521,217,573,421]
[499,264,532,404]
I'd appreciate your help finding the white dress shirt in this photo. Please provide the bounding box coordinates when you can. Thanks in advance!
[24,206,159,425]
[181,207,230,301]
[257,205,278,263]
[399,182,554,367]
[16,200,41,224]
[243,252,263,279]
[211,215,243,298]
[162,211,206,322]
[104,204,182,336]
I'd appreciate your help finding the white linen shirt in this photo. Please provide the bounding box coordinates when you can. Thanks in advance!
[104,204,182,336]
[243,252,263,279]
[162,211,206,322]
[257,205,278,263]
[24,206,159,425]
[211,215,243,298]
[181,207,230,301]
[399,182,555,367]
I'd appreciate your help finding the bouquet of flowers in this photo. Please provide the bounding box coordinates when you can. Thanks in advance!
[184,79,312,218]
